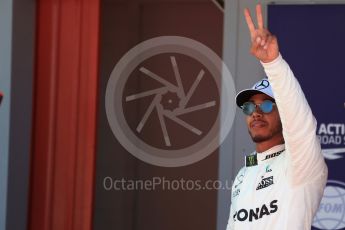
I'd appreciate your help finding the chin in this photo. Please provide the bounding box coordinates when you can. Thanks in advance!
[252,136,269,143]
[249,131,271,143]
[251,135,270,143]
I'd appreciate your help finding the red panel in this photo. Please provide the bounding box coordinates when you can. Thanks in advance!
[29,0,99,229]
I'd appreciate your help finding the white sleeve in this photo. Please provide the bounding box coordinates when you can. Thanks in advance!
[261,54,327,186]
[226,203,235,230]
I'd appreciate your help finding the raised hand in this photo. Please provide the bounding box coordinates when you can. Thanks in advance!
[244,4,279,63]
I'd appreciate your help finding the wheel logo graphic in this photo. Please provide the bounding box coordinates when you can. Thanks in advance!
[105,36,236,167]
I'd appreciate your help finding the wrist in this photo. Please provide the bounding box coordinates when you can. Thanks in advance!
[260,53,281,65]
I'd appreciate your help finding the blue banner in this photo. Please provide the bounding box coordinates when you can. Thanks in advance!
[268,4,345,230]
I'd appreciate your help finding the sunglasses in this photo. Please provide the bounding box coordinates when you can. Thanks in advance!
[241,100,275,116]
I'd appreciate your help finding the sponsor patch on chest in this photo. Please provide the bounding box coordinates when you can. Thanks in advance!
[233,200,278,222]
[256,176,274,190]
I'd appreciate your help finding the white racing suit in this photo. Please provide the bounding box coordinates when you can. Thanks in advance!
[227,54,328,230]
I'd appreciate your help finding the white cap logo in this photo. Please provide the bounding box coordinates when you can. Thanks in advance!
[254,79,270,90]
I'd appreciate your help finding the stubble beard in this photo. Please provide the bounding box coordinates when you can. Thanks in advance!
[249,122,283,143]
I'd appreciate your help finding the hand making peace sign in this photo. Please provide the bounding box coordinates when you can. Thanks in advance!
[244,4,279,63]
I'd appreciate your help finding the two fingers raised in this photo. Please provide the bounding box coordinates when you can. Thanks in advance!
[244,4,274,50]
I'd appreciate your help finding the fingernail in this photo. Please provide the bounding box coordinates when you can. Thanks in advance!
[256,37,261,44]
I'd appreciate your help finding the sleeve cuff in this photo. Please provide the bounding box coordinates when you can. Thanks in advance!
[260,53,285,77]
[261,53,282,66]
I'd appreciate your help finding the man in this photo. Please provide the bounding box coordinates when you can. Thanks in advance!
[226,4,328,229]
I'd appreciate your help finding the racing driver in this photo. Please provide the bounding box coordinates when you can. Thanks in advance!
[226,4,328,230]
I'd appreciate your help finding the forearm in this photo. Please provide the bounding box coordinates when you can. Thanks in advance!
[261,54,326,185]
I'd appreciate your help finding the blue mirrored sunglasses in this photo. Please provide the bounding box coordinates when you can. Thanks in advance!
[241,100,276,116]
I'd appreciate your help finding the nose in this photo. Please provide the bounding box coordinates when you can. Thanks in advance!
[251,106,263,118]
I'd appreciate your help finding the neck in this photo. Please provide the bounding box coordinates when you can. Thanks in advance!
[255,137,285,153]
